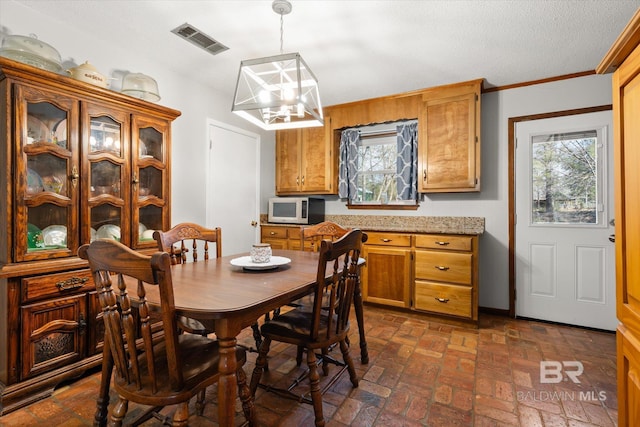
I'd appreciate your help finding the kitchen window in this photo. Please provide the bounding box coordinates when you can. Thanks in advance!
[338,120,418,208]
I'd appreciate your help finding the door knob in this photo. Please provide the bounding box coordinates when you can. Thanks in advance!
[609,234,615,243]
[251,221,258,227]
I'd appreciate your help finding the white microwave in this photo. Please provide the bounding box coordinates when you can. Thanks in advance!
[268,197,325,224]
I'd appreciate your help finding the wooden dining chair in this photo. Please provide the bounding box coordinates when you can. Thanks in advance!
[78,239,254,427]
[153,223,221,336]
[300,221,351,252]
[153,222,222,265]
[291,221,353,365]
[300,221,370,364]
[250,229,367,427]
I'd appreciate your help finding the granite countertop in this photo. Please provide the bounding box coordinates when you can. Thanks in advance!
[261,215,485,235]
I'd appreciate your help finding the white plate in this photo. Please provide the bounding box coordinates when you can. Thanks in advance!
[42,225,67,246]
[53,118,67,147]
[96,224,121,241]
[230,256,291,270]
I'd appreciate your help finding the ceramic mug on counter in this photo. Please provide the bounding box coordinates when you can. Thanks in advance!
[250,243,272,263]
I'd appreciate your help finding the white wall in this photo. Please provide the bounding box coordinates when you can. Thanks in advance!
[1,1,613,311]
[0,0,274,227]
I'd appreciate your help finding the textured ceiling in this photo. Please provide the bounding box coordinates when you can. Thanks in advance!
[9,0,640,106]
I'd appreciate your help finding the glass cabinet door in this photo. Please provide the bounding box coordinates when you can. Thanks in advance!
[132,115,170,248]
[15,84,79,261]
[82,104,130,247]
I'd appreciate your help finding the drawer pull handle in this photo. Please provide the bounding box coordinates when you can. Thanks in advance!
[435,266,450,271]
[381,238,392,242]
[270,231,276,235]
[435,297,450,303]
[435,241,450,246]
[56,277,88,291]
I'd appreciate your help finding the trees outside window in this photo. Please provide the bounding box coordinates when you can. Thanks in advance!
[531,130,598,224]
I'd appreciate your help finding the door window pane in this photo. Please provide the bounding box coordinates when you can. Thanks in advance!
[531,130,599,225]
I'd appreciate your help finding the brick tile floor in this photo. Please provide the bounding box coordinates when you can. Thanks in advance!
[0,306,617,426]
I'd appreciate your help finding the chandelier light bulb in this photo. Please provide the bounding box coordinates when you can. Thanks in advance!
[283,87,295,101]
[259,90,271,104]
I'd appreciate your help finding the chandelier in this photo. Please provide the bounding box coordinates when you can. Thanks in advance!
[231,0,323,130]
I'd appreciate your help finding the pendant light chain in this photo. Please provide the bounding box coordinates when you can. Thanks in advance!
[279,11,284,54]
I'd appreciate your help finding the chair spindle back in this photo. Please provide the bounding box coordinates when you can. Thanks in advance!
[78,240,183,393]
[311,229,367,341]
[153,223,222,264]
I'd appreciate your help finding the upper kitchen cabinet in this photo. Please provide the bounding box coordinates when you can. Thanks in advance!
[418,79,482,193]
[275,115,336,194]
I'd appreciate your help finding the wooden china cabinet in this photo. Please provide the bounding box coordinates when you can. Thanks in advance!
[0,57,180,414]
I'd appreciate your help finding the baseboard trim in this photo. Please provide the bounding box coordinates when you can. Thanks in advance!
[479,306,510,317]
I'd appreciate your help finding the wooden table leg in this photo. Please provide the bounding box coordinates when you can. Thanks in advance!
[354,271,369,364]
[217,328,238,427]
[93,340,113,427]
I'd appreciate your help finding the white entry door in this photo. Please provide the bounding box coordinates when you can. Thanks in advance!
[515,110,616,330]
[206,120,260,256]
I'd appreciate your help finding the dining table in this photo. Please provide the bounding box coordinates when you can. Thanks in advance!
[93,249,368,427]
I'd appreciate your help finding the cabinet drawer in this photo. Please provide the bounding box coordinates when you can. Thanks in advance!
[415,251,472,284]
[288,227,301,240]
[415,234,472,251]
[414,281,471,318]
[262,238,288,250]
[365,232,411,247]
[22,270,94,303]
[261,226,288,239]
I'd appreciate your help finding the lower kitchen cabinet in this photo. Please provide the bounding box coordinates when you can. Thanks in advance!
[361,231,479,323]
[260,225,480,323]
[361,232,412,308]
[260,224,316,251]
[261,225,298,249]
[414,234,478,322]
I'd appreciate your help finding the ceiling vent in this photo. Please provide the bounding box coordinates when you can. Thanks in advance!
[171,23,229,56]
